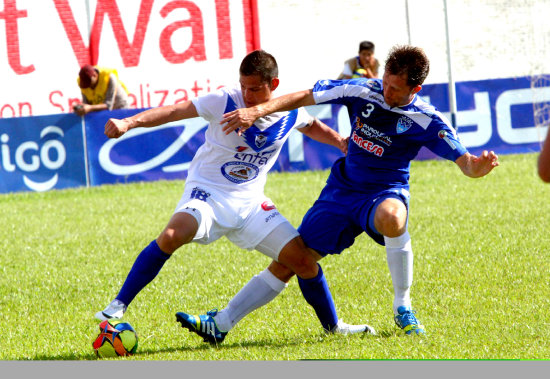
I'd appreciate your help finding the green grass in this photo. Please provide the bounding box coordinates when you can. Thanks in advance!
[1,153,549,360]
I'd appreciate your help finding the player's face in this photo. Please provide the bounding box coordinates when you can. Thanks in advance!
[382,71,421,108]
[240,74,279,108]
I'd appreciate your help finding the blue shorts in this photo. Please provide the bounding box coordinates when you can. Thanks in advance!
[297,184,410,256]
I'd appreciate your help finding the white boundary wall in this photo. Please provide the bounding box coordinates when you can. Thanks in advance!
[1,0,549,116]
[258,0,550,95]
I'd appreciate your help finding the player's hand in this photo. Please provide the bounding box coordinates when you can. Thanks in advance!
[340,136,350,155]
[472,150,499,176]
[221,108,260,135]
[73,103,88,116]
[105,118,131,139]
[474,150,500,176]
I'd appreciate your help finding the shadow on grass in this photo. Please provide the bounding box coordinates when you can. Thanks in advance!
[28,336,306,360]
[29,329,403,360]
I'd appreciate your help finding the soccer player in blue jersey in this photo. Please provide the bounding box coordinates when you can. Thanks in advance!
[217,45,499,336]
[95,50,375,343]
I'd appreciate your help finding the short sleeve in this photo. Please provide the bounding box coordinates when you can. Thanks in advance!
[424,118,468,161]
[191,89,228,122]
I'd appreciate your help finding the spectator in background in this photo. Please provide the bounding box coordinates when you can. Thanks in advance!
[73,65,130,116]
[337,41,380,79]
[538,130,550,182]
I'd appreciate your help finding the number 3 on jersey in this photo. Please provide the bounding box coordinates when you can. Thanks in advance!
[361,103,375,118]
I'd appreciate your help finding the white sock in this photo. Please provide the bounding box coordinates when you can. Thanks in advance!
[384,231,413,315]
[214,268,287,332]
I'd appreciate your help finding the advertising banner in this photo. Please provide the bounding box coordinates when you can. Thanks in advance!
[84,108,208,185]
[83,105,346,185]
[419,76,549,159]
[1,74,549,193]
[0,113,87,193]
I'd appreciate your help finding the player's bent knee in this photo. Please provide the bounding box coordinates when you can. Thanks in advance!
[292,254,318,279]
[278,239,319,279]
[157,228,193,253]
[157,212,199,253]
[374,200,407,237]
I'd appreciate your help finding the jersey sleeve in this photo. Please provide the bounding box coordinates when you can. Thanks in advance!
[423,116,468,161]
[312,79,351,105]
[294,107,315,130]
[312,78,376,107]
[191,88,228,122]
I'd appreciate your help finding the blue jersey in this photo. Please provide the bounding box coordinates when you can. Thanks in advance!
[312,78,467,191]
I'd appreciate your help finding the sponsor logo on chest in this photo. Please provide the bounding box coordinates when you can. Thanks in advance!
[351,131,384,157]
[354,117,392,146]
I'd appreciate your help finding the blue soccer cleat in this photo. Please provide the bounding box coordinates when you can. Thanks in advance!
[394,306,425,335]
[176,309,228,344]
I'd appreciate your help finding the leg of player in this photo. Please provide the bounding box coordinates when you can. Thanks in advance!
[95,212,199,321]
[175,223,302,344]
[176,224,375,344]
[373,197,425,335]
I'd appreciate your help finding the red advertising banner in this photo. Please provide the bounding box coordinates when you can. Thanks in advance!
[0,0,260,117]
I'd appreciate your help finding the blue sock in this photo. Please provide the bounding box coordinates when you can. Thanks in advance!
[297,264,338,331]
[116,240,171,306]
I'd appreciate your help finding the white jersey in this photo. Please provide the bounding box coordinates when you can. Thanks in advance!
[189,86,313,199]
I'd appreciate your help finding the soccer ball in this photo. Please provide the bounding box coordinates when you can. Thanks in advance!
[92,319,138,358]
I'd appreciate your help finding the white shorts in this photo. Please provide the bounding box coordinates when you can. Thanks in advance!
[173,183,299,261]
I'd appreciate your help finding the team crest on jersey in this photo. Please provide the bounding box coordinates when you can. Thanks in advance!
[255,134,267,148]
[396,116,413,134]
[238,110,298,152]
[221,162,260,183]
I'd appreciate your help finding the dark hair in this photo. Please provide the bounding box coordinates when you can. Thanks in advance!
[359,41,375,53]
[384,45,430,87]
[78,64,97,89]
[239,50,278,83]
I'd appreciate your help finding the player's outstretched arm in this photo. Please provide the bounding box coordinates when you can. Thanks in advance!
[104,101,199,139]
[537,130,550,182]
[221,89,315,135]
[299,118,348,155]
[455,151,499,178]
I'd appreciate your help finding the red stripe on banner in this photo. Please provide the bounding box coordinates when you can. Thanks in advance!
[242,0,260,52]
[215,0,233,59]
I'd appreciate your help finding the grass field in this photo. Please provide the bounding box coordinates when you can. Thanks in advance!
[1,153,549,360]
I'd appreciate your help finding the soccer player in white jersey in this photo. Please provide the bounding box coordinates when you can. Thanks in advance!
[219,45,499,336]
[96,50,376,343]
